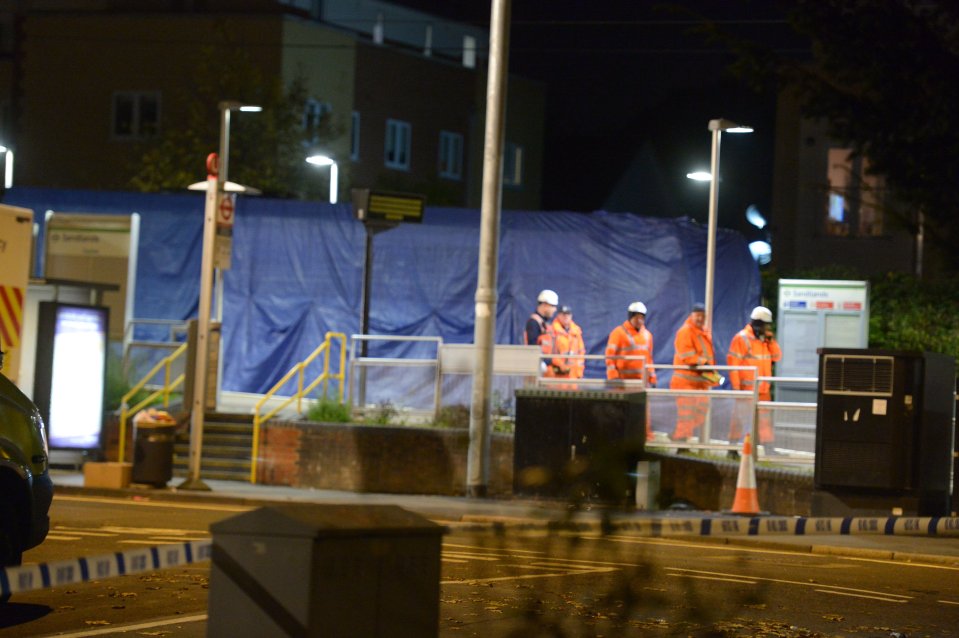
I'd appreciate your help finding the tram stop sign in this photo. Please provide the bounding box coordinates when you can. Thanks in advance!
[351,188,425,227]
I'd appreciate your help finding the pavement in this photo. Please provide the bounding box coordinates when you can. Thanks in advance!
[47,469,959,568]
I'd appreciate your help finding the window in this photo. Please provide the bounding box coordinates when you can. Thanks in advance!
[825,148,884,237]
[438,131,463,179]
[385,119,411,170]
[304,99,331,143]
[112,91,159,139]
[503,142,523,187]
[350,111,360,161]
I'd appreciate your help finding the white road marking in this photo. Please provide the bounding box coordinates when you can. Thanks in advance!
[443,542,546,555]
[441,558,469,563]
[442,552,500,561]
[601,534,959,572]
[940,599,959,605]
[100,526,208,536]
[43,535,82,541]
[667,567,912,602]
[55,494,251,513]
[814,589,908,603]
[442,566,617,585]
[668,573,757,585]
[51,527,119,537]
[35,613,207,638]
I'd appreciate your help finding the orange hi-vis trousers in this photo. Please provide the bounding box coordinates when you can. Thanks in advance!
[671,377,710,440]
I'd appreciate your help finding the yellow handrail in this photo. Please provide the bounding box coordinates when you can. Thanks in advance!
[118,342,188,463]
[250,332,347,483]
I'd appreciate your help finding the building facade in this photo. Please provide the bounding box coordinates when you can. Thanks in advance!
[771,89,918,276]
[1,0,544,210]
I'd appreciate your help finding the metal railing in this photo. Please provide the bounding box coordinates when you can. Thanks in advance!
[117,342,188,463]
[251,331,347,483]
[348,335,444,420]
[121,318,189,372]
[757,375,819,463]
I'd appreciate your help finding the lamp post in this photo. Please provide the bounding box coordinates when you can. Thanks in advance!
[0,145,13,189]
[180,100,260,491]
[701,118,752,334]
[305,154,339,204]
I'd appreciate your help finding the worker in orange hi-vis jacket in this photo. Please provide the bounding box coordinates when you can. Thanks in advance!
[551,305,586,378]
[669,302,718,441]
[605,301,656,386]
[606,301,657,440]
[727,305,782,444]
[524,289,559,377]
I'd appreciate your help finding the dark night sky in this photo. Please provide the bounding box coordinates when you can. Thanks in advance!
[387,1,807,234]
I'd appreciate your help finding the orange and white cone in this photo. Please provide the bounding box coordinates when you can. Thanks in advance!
[730,434,760,515]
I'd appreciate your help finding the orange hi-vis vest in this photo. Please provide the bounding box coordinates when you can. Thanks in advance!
[605,320,656,384]
[551,318,586,378]
[727,324,782,395]
[670,316,715,387]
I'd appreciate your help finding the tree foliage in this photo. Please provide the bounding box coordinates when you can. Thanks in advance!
[130,35,332,199]
[717,1,959,267]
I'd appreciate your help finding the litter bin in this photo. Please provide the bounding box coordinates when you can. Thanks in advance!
[131,410,177,487]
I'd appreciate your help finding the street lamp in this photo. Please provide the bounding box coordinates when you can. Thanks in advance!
[0,145,13,189]
[306,154,338,204]
[180,100,260,492]
[702,118,752,334]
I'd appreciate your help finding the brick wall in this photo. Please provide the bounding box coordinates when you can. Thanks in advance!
[256,421,514,496]
[252,421,815,514]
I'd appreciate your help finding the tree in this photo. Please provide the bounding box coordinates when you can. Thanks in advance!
[130,39,335,199]
[713,1,959,268]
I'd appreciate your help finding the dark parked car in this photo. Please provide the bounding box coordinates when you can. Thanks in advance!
[1,348,53,597]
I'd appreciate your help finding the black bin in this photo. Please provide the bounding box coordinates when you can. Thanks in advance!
[132,421,176,487]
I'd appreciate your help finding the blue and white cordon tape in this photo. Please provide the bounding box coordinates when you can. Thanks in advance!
[1,539,212,598]
[607,515,959,537]
[458,515,959,538]
[5,515,959,597]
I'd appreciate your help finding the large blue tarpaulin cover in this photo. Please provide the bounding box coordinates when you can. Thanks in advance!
[5,187,760,393]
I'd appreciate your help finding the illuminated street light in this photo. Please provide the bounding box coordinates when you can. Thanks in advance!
[686,170,712,182]
[306,154,339,204]
[0,145,13,189]
[703,118,752,334]
[181,100,260,492]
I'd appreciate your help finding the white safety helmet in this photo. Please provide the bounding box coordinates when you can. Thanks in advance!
[537,289,559,306]
[627,301,648,315]
[750,306,773,323]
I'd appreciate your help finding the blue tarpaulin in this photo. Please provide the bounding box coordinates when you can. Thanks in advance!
[5,187,760,393]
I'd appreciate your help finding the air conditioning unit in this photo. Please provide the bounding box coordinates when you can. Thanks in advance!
[815,348,955,515]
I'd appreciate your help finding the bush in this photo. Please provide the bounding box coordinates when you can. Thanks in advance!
[305,397,352,423]
[435,404,470,429]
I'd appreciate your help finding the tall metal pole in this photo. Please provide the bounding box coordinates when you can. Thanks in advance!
[704,125,722,335]
[467,0,510,498]
[181,104,232,490]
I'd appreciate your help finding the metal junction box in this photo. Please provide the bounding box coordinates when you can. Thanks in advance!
[513,387,646,502]
[814,348,955,516]
[208,504,444,637]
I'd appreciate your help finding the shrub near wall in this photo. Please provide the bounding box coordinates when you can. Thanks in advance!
[257,420,514,496]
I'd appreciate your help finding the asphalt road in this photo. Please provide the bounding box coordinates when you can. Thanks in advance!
[2,495,958,637]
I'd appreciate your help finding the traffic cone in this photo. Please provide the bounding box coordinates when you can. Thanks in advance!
[730,434,760,515]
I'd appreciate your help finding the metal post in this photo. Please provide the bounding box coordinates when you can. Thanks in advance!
[704,126,721,335]
[181,105,233,491]
[467,0,510,498]
[358,226,374,406]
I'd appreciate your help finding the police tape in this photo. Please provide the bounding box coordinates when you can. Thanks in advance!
[453,515,959,538]
[1,539,212,598]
